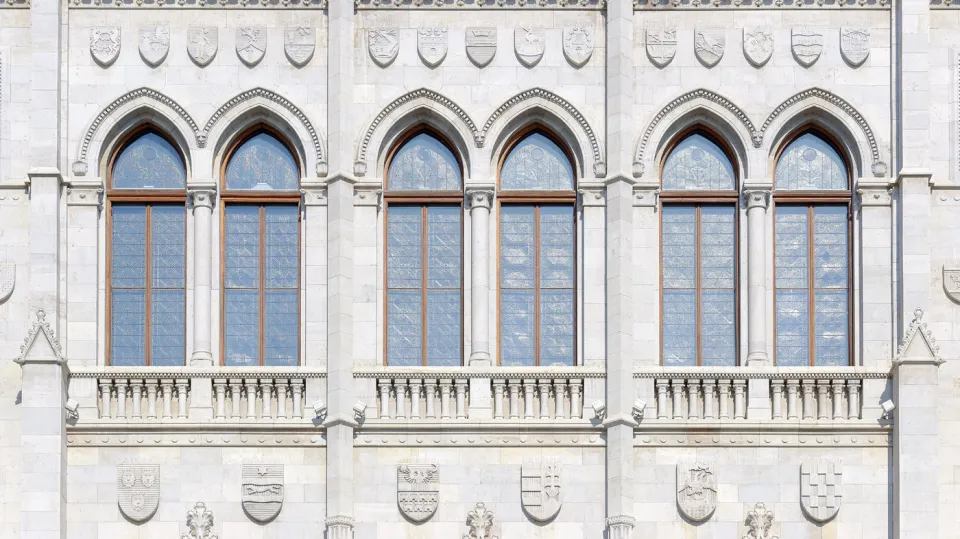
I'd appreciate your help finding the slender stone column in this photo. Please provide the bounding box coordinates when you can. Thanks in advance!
[189,185,216,366]
[743,187,770,365]
[466,186,494,365]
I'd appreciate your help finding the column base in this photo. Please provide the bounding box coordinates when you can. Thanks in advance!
[469,351,491,366]
[605,515,636,539]
[325,516,355,539]
[745,352,770,366]
[190,351,214,367]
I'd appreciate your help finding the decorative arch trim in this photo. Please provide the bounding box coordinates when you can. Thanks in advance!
[760,88,886,177]
[354,88,478,176]
[481,88,604,176]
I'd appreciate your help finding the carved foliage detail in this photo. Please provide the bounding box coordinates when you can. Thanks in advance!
[463,502,499,539]
[742,502,779,539]
[182,502,218,539]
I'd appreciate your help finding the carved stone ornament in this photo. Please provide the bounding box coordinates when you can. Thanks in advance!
[646,26,677,67]
[463,502,499,539]
[0,263,14,304]
[117,465,160,523]
[896,308,943,364]
[284,26,315,67]
[241,464,283,523]
[944,266,960,303]
[514,27,545,67]
[182,502,218,539]
[90,27,121,67]
[840,27,870,67]
[187,27,218,67]
[16,309,64,364]
[791,27,824,67]
[743,27,773,67]
[677,460,718,522]
[742,502,779,539]
[466,27,497,67]
[368,28,399,67]
[397,463,439,523]
[520,458,562,522]
[694,28,725,67]
[236,27,266,67]
[563,25,593,67]
[139,26,170,67]
[800,460,842,523]
[467,189,495,210]
[418,27,448,67]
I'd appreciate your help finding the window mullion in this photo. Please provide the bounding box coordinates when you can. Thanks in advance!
[534,205,541,367]
[259,205,266,367]
[695,205,702,367]
[145,204,153,366]
[421,205,429,367]
[807,205,815,367]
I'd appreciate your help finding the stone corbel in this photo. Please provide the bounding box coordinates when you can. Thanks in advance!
[633,183,659,208]
[353,182,382,208]
[857,179,894,207]
[65,179,104,208]
[578,182,605,207]
[300,180,328,206]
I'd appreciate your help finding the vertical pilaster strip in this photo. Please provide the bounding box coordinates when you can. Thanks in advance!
[579,183,605,370]
[743,186,770,365]
[65,182,102,366]
[466,186,494,365]
[301,182,328,376]
[353,182,380,368]
[857,182,894,366]
[189,185,216,366]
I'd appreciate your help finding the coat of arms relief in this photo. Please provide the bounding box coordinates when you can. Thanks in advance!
[520,458,562,522]
[676,460,717,521]
[117,464,159,523]
[241,464,284,523]
[397,463,440,523]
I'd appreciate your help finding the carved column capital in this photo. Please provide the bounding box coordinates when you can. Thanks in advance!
[633,184,659,207]
[743,189,771,210]
[857,183,893,207]
[188,186,217,209]
[578,182,606,207]
[466,187,495,210]
[353,182,382,208]
[300,187,328,206]
[65,181,103,207]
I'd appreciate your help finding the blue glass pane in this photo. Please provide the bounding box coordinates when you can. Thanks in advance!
[501,133,575,191]
[427,207,461,289]
[388,133,462,191]
[775,133,848,190]
[112,132,186,190]
[662,134,736,190]
[701,290,736,366]
[151,206,185,288]
[539,206,575,289]
[814,289,848,366]
[225,132,299,191]
[427,290,460,366]
[266,206,299,289]
[662,289,696,366]
[776,289,809,366]
[813,206,848,289]
[775,206,809,289]
[387,206,423,289]
[500,206,535,289]
[111,205,147,288]
[151,289,184,366]
[225,206,260,289]
[700,206,736,289]
[540,290,574,366]
[661,206,696,289]
[387,290,422,366]
[265,290,299,366]
[501,290,535,366]
[111,289,146,366]
[225,290,259,366]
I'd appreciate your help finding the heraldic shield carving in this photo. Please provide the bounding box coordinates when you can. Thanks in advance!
[677,460,717,522]
[118,465,159,523]
[397,463,440,523]
[241,465,284,523]
[800,460,842,523]
[0,263,14,304]
[520,458,562,522]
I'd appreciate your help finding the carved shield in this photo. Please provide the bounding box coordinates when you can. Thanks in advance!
[397,463,439,523]
[800,460,842,522]
[944,266,960,303]
[563,25,593,67]
[466,27,497,67]
[417,27,448,68]
[646,26,677,68]
[514,27,545,67]
[236,27,267,67]
[743,27,773,67]
[791,27,824,67]
[139,26,170,67]
[694,28,725,67]
[117,465,159,523]
[285,26,315,67]
[368,28,399,67]
[90,27,121,67]
[0,263,14,304]
[521,459,562,522]
[840,27,870,67]
[241,465,283,523]
[187,27,218,67]
[676,460,717,522]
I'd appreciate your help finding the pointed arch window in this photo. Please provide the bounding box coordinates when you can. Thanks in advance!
[107,130,187,366]
[659,131,738,366]
[221,128,301,367]
[773,131,851,366]
[498,131,576,366]
[385,130,463,366]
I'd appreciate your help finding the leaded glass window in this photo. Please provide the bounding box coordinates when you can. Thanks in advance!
[662,134,736,191]
[224,132,299,191]
[501,133,575,191]
[387,133,462,191]
[774,133,847,190]
[112,132,186,190]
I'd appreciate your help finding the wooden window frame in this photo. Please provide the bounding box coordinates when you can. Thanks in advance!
[496,126,578,367]
[219,125,302,367]
[382,127,465,366]
[658,127,740,367]
[771,128,854,367]
[105,126,188,366]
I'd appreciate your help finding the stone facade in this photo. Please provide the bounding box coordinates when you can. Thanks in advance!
[0,0,958,538]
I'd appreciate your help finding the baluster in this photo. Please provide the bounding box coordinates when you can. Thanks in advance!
[175,379,189,419]
[687,380,700,420]
[213,379,227,420]
[161,379,174,419]
[425,379,438,419]
[115,379,129,419]
[702,380,716,420]
[554,380,567,419]
[770,380,784,420]
[801,380,815,420]
[130,380,143,420]
[454,379,468,419]
[291,381,304,419]
[717,380,731,419]
[831,380,845,420]
[395,380,408,420]
[229,379,243,420]
[409,379,422,419]
[439,380,452,419]
[815,380,829,420]
[261,380,274,420]
[522,379,536,419]
[378,380,391,418]
[570,381,582,419]
[656,380,669,419]
[492,380,506,419]
[276,379,289,419]
[786,380,800,420]
[846,380,861,420]
[245,379,258,419]
[145,379,159,420]
[508,379,521,419]
[538,379,552,419]
[99,380,113,419]
[670,380,684,420]
[732,380,746,420]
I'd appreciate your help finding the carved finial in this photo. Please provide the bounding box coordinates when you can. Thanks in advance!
[742,502,779,539]
[463,502,498,539]
[181,502,218,539]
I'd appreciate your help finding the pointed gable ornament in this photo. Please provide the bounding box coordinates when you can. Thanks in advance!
[895,308,944,366]
[15,309,64,365]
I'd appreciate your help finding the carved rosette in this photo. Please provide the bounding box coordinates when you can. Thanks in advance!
[466,189,494,210]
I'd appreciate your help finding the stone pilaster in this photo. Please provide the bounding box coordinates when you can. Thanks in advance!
[466,186,494,366]
[897,170,932,334]
[188,184,216,366]
[579,182,605,369]
[65,181,102,366]
[301,182,328,376]
[742,185,770,366]
[857,181,895,365]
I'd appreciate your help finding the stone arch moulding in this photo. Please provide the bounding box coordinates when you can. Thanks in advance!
[481,88,605,178]
[202,87,327,177]
[760,87,887,177]
[354,88,478,178]
[633,89,757,179]
[72,87,200,177]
